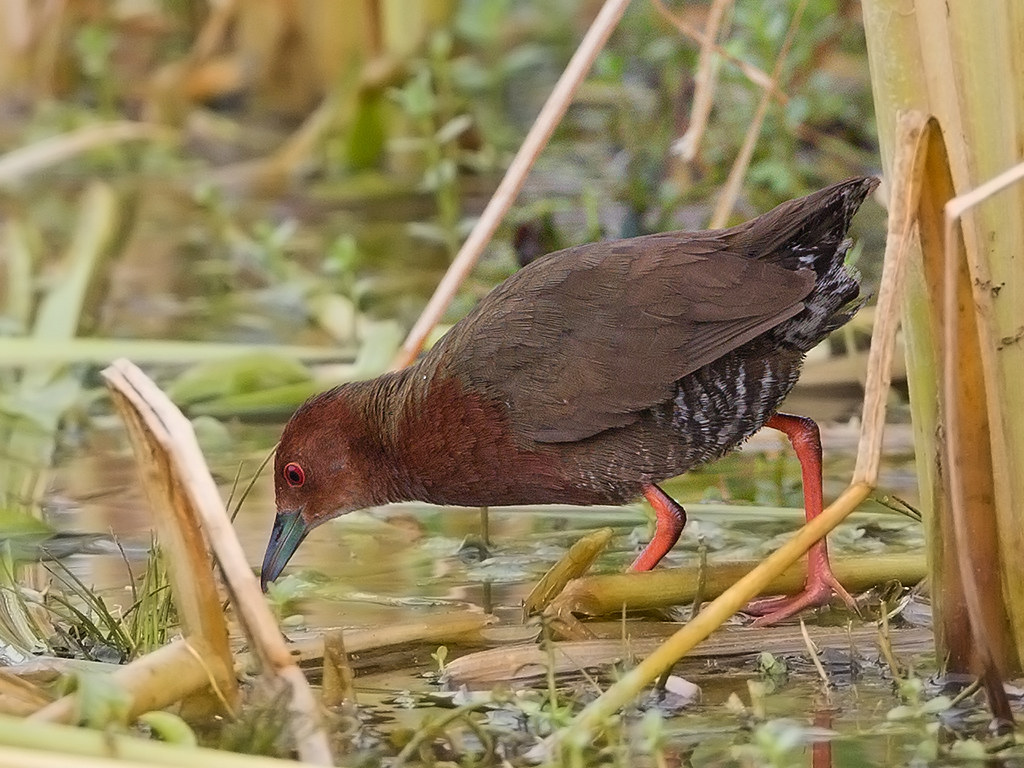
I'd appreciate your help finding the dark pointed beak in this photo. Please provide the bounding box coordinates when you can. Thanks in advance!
[260,508,309,591]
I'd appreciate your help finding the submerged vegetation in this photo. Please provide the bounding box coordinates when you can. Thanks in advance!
[0,0,1017,766]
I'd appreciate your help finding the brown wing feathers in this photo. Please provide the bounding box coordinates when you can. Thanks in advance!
[435,240,814,443]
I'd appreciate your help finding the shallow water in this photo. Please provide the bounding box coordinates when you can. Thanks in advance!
[40,405,949,765]
[16,174,940,764]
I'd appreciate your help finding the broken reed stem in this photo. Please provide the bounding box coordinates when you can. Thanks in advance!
[30,639,218,724]
[393,0,631,368]
[101,360,332,766]
[524,527,613,615]
[942,162,1024,724]
[321,631,357,710]
[709,0,808,228]
[670,0,732,162]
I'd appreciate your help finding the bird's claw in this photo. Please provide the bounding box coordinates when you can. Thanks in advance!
[744,567,860,627]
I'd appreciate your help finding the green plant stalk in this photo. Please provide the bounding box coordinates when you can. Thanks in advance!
[393,701,492,767]
[2,219,34,331]
[0,545,51,658]
[43,560,136,657]
[125,545,173,655]
[0,711,309,768]
[550,552,925,616]
[0,338,351,366]
[1,182,119,516]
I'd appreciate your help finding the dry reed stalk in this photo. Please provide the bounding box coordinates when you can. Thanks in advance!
[82,368,238,721]
[321,631,357,710]
[708,0,808,228]
[0,123,177,186]
[853,113,930,485]
[393,0,631,368]
[236,611,491,672]
[0,670,50,717]
[30,639,226,725]
[442,625,933,687]
[99,361,332,765]
[892,113,1016,715]
[799,619,832,690]
[864,0,1024,677]
[940,161,1024,721]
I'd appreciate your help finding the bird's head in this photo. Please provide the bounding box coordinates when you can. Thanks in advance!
[260,388,385,590]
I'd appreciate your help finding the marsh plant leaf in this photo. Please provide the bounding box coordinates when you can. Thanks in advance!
[167,354,313,406]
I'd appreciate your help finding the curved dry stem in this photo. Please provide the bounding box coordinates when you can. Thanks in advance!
[393,0,631,369]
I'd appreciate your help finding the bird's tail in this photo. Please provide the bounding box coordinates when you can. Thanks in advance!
[758,177,878,352]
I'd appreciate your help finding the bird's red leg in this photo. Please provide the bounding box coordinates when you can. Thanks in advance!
[629,484,687,572]
[745,413,859,625]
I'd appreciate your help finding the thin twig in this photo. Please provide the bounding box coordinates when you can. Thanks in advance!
[876,599,904,680]
[688,537,708,622]
[709,0,808,228]
[0,122,177,186]
[669,0,733,162]
[949,679,981,708]
[872,494,922,522]
[651,0,785,102]
[229,447,275,523]
[800,619,832,691]
[224,463,244,517]
[393,0,631,368]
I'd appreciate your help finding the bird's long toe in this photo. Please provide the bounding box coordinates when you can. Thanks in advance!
[745,567,860,627]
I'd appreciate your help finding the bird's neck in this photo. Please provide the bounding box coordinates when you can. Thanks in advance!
[346,361,567,508]
[343,365,433,504]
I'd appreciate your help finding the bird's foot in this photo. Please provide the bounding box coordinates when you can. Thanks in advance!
[744,566,860,627]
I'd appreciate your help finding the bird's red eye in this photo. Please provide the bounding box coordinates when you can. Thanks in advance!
[283,462,305,487]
